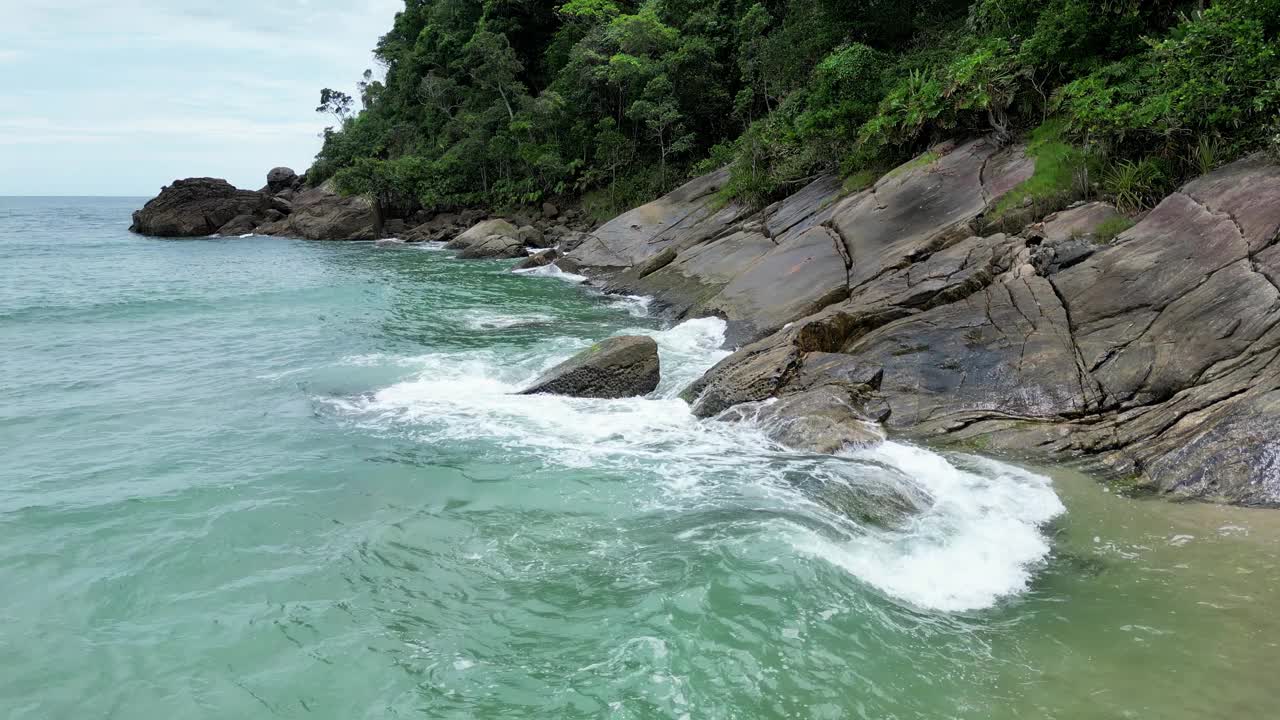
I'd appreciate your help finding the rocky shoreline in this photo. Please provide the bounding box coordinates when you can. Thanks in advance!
[130,167,596,250]
[132,139,1280,506]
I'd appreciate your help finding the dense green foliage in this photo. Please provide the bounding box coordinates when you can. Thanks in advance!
[313,0,1280,217]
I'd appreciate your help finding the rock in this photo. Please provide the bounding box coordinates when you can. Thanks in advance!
[519,336,661,399]
[403,213,464,243]
[717,385,886,454]
[130,178,281,237]
[1027,202,1125,274]
[255,179,378,241]
[383,219,408,237]
[801,470,934,529]
[216,214,259,236]
[446,219,519,251]
[542,202,560,219]
[265,166,299,193]
[458,234,525,259]
[676,152,1280,505]
[575,138,1033,344]
[562,169,751,271]
[512,248,559,271]
[517,225,548,248]
[559,231,589,253]
[375,238,406,248]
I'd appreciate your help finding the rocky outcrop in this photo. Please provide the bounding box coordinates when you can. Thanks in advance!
[519,336,661,399]
[255,179,379,241]
[562,138,1033,345]
[130,178,286,237]
[660,153,1280,505]
[446,219,520,251]
[550,136,1280,505]
[512,248,559,271]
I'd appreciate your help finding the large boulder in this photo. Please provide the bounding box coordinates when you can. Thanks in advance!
[457,234,525,259]
[446,219,520,251]
[255,179,378,241]
[130,178,282,237]
[264,166,300,194]
[519,336,660,399]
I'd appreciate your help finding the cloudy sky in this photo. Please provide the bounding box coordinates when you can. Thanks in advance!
[0,0,402,195]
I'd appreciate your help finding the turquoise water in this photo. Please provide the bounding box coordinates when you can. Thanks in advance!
[2,196,1277,719]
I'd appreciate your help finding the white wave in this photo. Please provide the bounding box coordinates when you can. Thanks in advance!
[512,264,588,283]
[628,316,730,396]
[788,444,1064,612]
[607,294,652,317]
[414,242,451,252]
[238,233,255,238]
[461,310,557,331]
[325,316,1064,613]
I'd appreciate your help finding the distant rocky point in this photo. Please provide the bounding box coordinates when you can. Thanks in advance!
[129,168,593,247]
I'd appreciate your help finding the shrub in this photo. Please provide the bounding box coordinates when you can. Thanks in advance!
[1102,158,1167,213]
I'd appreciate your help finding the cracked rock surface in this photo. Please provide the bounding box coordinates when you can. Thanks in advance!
[558,143,1280,505]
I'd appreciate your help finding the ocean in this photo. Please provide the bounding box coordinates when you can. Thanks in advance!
[1,196,1277,719]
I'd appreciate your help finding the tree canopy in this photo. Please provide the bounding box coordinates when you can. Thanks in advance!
[313,0,1280,218]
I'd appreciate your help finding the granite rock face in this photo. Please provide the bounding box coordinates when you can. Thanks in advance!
[130,178,285,237]
[519,336,661,399]
[556,138,1280,504]
[671,154,1280,505]
[567,138,1033,344]
[254,180,379,241]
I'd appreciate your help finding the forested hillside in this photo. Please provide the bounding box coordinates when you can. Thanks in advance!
[311,0,1280,219]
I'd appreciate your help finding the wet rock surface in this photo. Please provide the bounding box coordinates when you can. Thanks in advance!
[519,336,660,399]
[717,385,887,454]
[557,143,1280,505]
[512,248,559,271]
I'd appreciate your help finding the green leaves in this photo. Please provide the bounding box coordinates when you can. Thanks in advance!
[309,0,1279,217]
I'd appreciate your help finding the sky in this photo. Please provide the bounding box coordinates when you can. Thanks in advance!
[0,0,402,195]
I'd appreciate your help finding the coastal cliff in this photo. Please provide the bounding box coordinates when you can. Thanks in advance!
[550,139,1280,506]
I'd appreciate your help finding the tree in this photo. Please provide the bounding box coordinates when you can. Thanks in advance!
[627,75,694,185]
[316,88,354,123]
[463,29,527,123]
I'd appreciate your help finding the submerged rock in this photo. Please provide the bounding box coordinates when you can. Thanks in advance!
[519,336,660,399]
[375,238,406,248]
[216,213,260,236]
[130,178,282,237]
[512,248,559,271]
[717,385,886,454]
